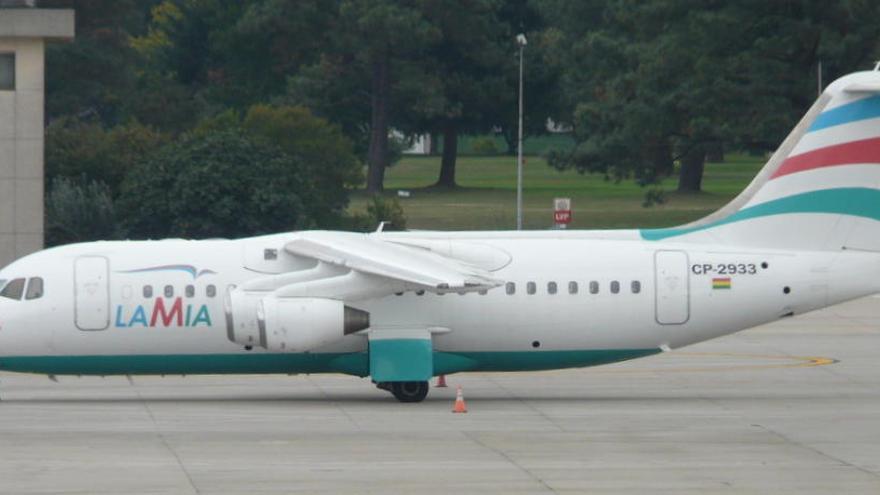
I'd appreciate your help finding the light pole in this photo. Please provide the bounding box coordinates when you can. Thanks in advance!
[516,33,527,230]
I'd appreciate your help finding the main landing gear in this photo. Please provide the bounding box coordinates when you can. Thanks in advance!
[377,381,429,403]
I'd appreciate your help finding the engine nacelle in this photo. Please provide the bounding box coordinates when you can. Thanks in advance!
[257,297,370,352]
[224,288,264,347]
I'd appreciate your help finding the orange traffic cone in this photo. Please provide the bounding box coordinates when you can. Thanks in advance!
[452,385,467,413]
[436,374,448,388]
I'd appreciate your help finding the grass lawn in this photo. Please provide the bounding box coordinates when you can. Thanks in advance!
[349,153,765,231]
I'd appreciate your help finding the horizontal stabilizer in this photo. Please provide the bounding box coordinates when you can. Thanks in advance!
[844,82,880,93]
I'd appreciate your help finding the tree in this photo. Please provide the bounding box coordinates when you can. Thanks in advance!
[42,0,154,124]
[543,0,880,194]
[413,0,510,188]
[242,105,362,226]
[342,1,438,193]
[129,0,248,130]
[45,177,120,246]
[117,129,319,239]
[494,0,566,155]
[288,1,438,193]
[234,0,341,105]
[46,118,167,197]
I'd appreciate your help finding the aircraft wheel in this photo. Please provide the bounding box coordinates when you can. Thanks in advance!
[390,381,429,403]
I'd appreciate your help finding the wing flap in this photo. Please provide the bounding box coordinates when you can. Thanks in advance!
[284,231,502,291]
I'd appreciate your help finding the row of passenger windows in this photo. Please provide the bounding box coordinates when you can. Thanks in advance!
[397,280,642,297]
[506,280,641,295]
[0,277,44,301]
[136,284,217,299]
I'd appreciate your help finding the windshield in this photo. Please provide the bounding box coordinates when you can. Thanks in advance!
[0,279,6,291]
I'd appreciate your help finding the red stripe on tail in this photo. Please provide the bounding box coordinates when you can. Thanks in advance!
[771,136,880,179]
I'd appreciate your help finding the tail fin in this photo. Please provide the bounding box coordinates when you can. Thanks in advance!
[644,69,880,251]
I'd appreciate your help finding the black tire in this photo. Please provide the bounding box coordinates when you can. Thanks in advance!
[390,381,429,403]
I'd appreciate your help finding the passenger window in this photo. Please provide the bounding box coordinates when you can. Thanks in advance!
[25,277,43,300]
[416,290,425,296]
[185,285,195,298]
[568,281,578,294]
[527,282,536,295]
[143,285,153,298]
[1,278,25,300]
[164,285,174,298]
[478,289,488,295]
[611,281,620,294]
[206,285,216,298]
[589,281,599,294]
[631,281,641,294]
[264,248,278,260]
[505,282,516,295]
[547,282,557,295]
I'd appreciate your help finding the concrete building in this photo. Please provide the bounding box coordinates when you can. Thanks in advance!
[0,6,74,268]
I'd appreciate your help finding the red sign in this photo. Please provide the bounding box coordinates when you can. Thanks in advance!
[554,198,572,225]
[554,210,571,224]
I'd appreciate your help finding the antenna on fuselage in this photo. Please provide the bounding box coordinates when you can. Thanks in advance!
[874,60,880,71]
[376,221,391,233]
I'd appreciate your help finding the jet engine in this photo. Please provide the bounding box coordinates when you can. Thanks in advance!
[256,297,370,352]
[224,288,265,347]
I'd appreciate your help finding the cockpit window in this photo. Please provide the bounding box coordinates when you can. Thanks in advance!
[0,279,6,291]
[25,277,43,300]
[0,278,25,300]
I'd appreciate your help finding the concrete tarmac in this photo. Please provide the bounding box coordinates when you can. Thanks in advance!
[1,297,880,494]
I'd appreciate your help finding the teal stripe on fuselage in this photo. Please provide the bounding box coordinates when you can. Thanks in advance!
[810,95,880,132]
[0,349,659,377]
[641,188,880,241]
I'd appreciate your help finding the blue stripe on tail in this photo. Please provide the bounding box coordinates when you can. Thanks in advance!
[809,95,880,132]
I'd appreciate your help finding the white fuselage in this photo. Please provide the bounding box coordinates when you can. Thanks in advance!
[0,230,877,376]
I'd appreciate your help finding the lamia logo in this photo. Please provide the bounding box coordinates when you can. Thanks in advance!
[114,264,216,329]
[115,297,212,328]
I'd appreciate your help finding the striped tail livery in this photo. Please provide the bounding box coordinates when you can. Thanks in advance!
[643,69,880,252]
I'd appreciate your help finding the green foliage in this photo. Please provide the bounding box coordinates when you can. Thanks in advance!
[542,0,880,192]
[191,104,363,227]
[242,105,363,225]
[346,196,407,232]
[46,118,167,196]
[117,129,319,239]
[191,108,242,136]
[45,177,120,247]
[366,196,406,231]
[40,0,880,235]
[42,0,150,124]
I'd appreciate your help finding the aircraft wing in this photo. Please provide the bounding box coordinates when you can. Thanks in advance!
[283,231,503,292]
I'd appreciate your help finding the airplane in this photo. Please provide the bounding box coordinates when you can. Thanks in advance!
[1,69,880,403]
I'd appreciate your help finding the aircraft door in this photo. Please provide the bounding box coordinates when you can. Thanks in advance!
[74,256,110,331]
[654,250,690,325]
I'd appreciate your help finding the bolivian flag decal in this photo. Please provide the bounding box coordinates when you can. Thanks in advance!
[712,277,732,290]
